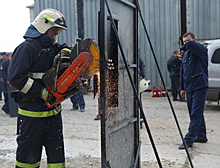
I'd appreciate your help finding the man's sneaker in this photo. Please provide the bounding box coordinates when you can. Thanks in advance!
[79,109,85,112]
[178,143,192,150]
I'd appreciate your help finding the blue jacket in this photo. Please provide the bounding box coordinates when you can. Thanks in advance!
[8,34,68,116]
[1,59,9,91]
[180,40,208,93]
[167,55,182,76]
[0,58,4,78]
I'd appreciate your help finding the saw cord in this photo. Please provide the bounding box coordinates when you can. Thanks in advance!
[105,0,162,167]
[135,0,194,167]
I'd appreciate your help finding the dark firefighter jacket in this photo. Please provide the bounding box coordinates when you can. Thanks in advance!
[8,34,68,118]
[167,55,182,76]
[180,40,208,93]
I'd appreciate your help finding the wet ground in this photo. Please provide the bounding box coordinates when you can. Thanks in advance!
[0,92,219,167]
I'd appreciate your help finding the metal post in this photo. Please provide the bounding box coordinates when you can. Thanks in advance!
[100,0,107,167]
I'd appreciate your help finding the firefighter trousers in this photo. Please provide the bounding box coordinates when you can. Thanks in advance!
[16,113,65,168]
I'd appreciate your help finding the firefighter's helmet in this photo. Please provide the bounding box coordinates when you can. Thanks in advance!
[32,8,67,34]
[140,79,150,92]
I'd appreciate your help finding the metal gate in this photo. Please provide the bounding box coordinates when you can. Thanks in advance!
[99,0,140,167]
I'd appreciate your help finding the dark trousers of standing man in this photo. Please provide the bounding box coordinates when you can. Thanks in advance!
[170,73,181,100]
[184,87,208,146]
[70,91,85,110]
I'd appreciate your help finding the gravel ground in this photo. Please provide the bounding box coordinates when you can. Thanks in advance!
[0,91,220,167]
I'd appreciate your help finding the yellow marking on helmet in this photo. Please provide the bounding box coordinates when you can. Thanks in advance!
[43,15,55,24]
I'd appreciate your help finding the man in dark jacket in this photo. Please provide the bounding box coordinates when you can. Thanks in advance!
[0,52,8,101]
[178,32,208,149]
[167,50,183,101]
[8,9,69,167]
[1,53,12,114]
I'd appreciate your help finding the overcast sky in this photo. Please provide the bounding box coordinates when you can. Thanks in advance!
[0,0,34,52]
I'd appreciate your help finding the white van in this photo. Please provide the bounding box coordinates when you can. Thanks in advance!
[205,39,220,104]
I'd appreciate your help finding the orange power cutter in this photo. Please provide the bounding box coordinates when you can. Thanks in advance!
[42,38,100,108]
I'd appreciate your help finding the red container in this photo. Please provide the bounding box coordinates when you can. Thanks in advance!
[161,86,166,97]
[151,86,158,97]
[157,86,162,97]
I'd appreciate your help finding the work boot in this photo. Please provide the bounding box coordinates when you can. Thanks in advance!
[172,92,178,101]
[79,108,85,112]
[94,115,101,120]
[71,108,78,111]
[140,120,143,129]
[178,143,192,150]
[194,138,208,143]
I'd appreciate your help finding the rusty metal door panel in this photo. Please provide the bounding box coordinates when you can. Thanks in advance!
[99,0,139,167]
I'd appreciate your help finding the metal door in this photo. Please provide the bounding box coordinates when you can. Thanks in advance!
[99,0,140,167]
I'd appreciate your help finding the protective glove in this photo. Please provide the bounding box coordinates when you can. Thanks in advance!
[60,48,71,59]
[11,90,22,103]
[40,88,54,102]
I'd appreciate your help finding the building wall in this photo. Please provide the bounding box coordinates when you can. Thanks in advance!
[139,0,180,89]
[84,0,100,42]
[186,0,220,40]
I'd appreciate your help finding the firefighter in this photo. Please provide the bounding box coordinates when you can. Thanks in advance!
[8,9,69,167]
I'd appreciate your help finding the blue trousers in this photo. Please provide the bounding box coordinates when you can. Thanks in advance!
[70,91,85,110]
[184,87,208,146]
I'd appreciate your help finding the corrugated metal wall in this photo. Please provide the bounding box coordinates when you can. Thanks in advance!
[139,0,180,89]
[84,0,99,42]
[186,0,220,40]
[34,0,78,47]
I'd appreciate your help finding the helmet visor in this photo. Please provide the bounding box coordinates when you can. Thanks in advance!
[55,17,67,29]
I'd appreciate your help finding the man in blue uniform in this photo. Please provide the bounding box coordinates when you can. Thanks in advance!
[1,53,12,114]
[8,9,69,167]
[178,32,208,149]
[167,50,183,101]
[0,52,9,102]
